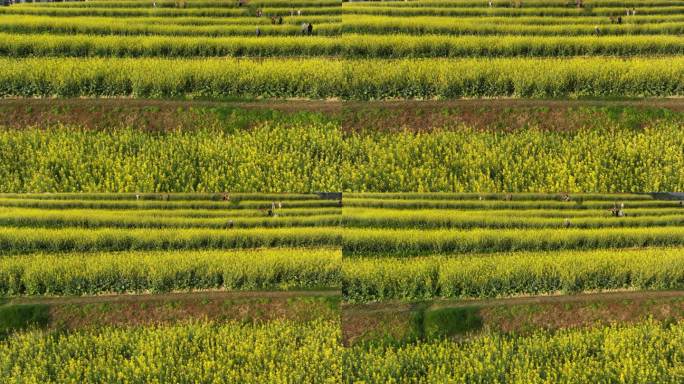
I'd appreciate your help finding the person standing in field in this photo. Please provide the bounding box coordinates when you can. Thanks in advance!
[256,26,261,36]
[307,23,313,35]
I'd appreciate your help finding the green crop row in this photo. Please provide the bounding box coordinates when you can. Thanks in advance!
[0,207,342,219]
[0,210,342,230]
[0,57,346,99]
[0,123,344,193]
[0,320,341,383]
[345,320,684,383]
[0,227,342,255]
[344,199,680,210]
[343,227,684,256]
[343,19,684,36]
[345,0,684,7]
[340,125,684,191]
[342,5,684,16]
[3,33,684,58]
[0,198,340,210]
[0,13,341,27]
[28,0,339,9]
[0,57,681,99]
[0,193,324,201]
[0,6,342,17]
[340,57,684,99]
[342,34,684,57]
[344,193,652,201]
[2,121,684,192]
[342,14,684,26]
[2,16,681,39]
[0,34,344,58]
[344,211,684,230]
[0,15,342,36]
[343,247,684,302]
[346,207,684,218]
[0,248,340,296]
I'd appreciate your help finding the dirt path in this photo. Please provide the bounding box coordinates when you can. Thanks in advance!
[1,98,682,110]
[1,98,681,132]
[7,289,340,306]
[344,290,684,314]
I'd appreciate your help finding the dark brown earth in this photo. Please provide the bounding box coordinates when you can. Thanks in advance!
[6,290,340,330]
[342,290,684,345]
[1,98,682,132]
[342,99,684,133]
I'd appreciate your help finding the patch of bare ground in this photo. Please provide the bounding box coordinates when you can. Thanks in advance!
[341,99,684,133]
[342,290,684,344]
[2,98,682,132]
[0,99,341,131]
[6,290,339,331]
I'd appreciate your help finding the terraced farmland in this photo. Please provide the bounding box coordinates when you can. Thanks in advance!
[1,0,683,381]
[0,193,342,381]
[0,0,682,98]
[342,192,684,382]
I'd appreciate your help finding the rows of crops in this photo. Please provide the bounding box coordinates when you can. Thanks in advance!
[2,104,683,193]
[0,192,343,379]
[343,193,684,302]
[0,56,680,99]
[342,192,684,380]
[341,0,684,98]
[0,193,341,295]
[0,0,681,98]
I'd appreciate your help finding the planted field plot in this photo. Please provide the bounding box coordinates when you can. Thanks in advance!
[0,104,344,192]
[342,192,684,302]
[2,100,684,193]
[1,316,342,382]
[0,0,682,98]
[340,0,684,99]
[344,319,684,383]
[341,102,684,192]
[342,192,684,382]
[0,193,342,295]
[0,193,342,381]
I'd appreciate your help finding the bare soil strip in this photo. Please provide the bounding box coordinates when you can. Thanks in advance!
[7,289,340,306]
